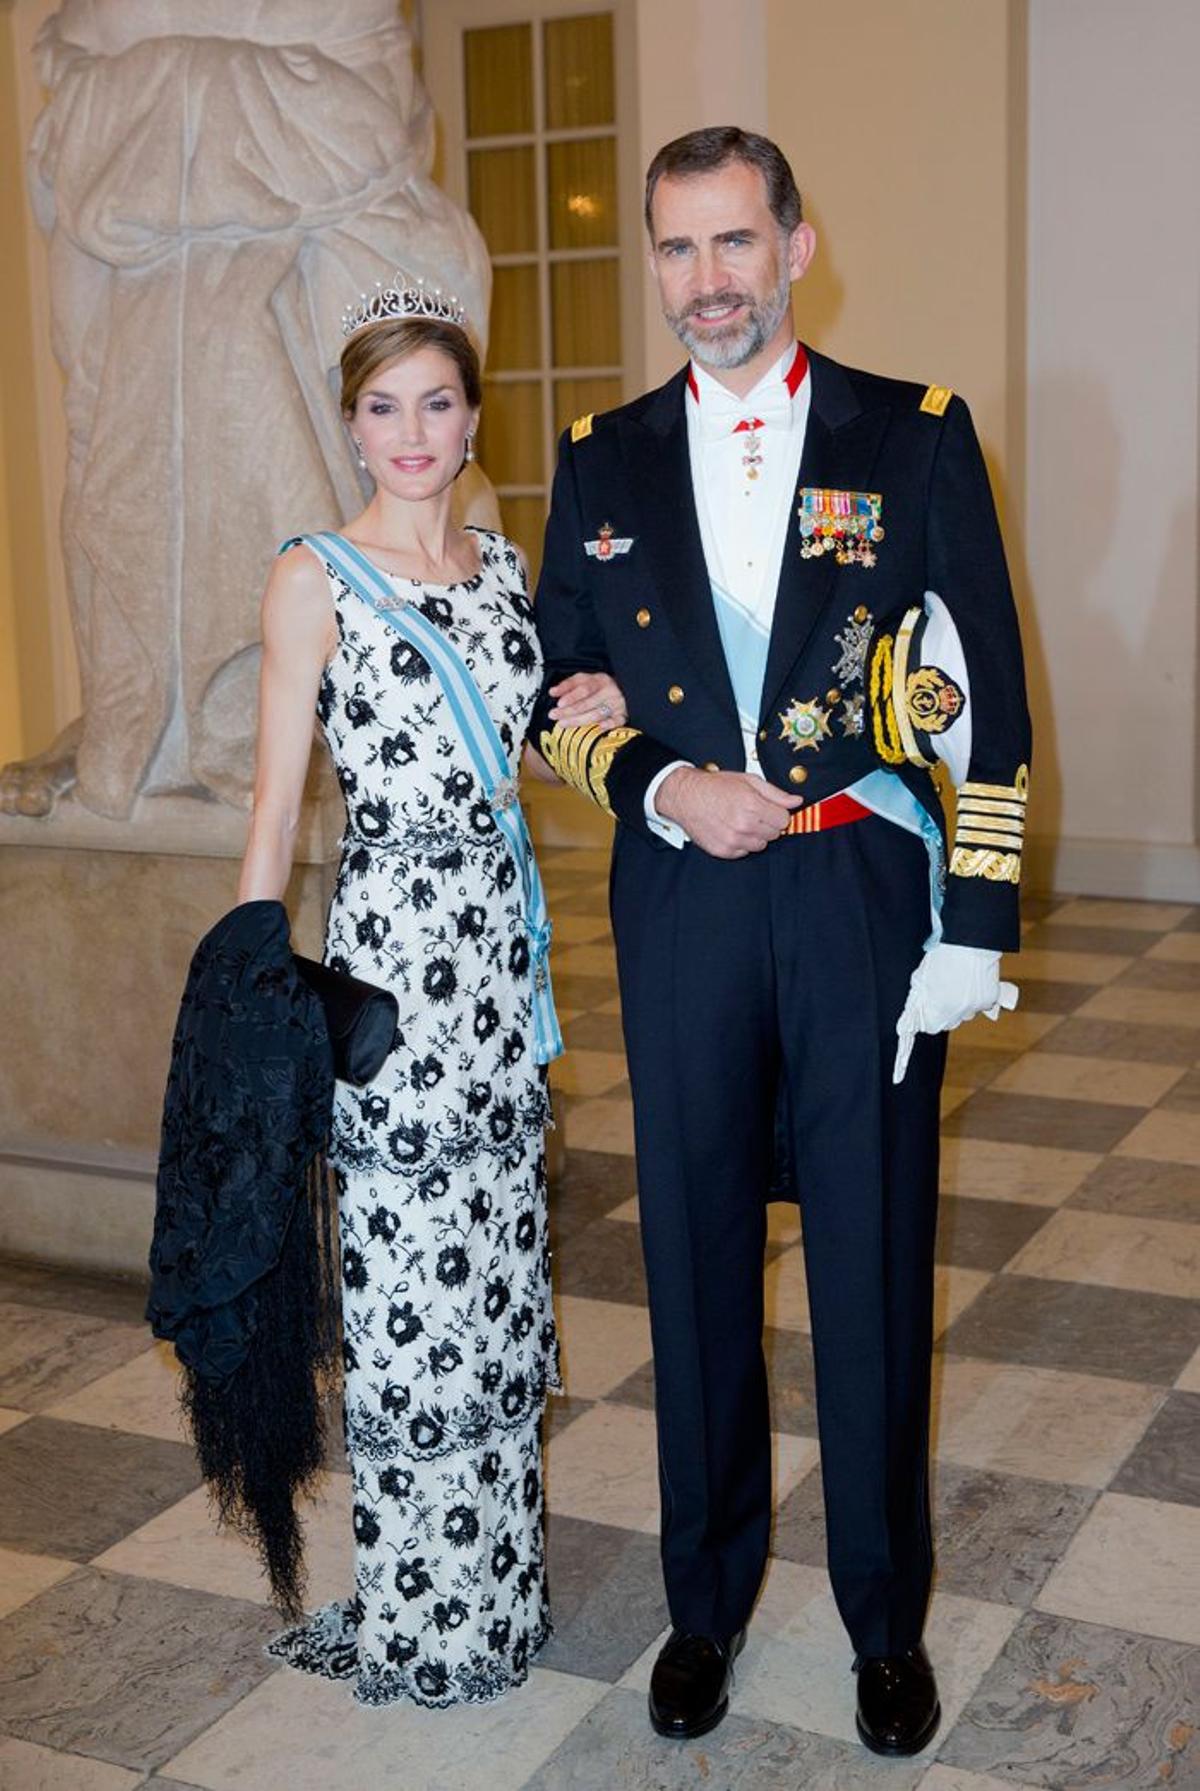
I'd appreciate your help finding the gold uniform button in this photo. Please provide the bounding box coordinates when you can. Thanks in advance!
[668,684,684,705]
[758,727,768,742]
[853,604,869,624]
[788,765,808,786]
[826,687,841,706]
[636,607,651,628]
[703,761,719,773]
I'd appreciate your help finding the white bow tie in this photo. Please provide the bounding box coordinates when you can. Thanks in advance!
[696,383,794,444]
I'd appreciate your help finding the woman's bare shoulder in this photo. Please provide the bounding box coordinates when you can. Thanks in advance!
[262,541,337,646]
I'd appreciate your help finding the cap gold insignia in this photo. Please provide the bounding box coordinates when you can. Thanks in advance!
[905,665,965,734]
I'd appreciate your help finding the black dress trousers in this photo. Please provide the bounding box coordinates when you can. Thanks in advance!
[611,812,946,1659]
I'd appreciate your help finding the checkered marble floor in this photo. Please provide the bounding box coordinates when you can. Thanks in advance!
[1,860,1197,1791]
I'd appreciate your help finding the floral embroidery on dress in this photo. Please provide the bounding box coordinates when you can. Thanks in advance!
[268,529,559,1708]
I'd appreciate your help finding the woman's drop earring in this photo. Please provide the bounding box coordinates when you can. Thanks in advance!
[353,437,366,469]
[464,433,475,464]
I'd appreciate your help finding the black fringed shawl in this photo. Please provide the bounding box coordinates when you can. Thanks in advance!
[146,899,340,1617]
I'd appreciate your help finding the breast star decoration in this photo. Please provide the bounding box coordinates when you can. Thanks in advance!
[778,697,832,753]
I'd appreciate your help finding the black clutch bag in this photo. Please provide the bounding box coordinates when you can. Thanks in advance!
[293,955,398,1086]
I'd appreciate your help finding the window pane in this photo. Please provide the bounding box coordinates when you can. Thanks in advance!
[547,138,617,250]
[464,24,533,136]
[544,13,614,130]
[551,258,620,367]
[478,380,545,485]
[553,375,622,437]
[500,495,548,587]
[490,264,542,370]
[469,146,537,255]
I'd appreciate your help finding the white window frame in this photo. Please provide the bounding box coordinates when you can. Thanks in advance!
[423,0,643,516]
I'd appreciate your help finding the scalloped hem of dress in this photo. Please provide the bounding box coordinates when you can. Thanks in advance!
[267,1608,553,1710]
[343,1367,562,1464]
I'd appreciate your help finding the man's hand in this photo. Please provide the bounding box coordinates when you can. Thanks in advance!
[656,767,803,858]
[893,942,1019,1084]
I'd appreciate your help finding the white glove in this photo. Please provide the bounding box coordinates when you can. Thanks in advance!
[893,942,1018,1084]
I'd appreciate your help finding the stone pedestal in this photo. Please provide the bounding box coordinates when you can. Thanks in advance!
[1,778,605,1277]
[0,792,341,1277]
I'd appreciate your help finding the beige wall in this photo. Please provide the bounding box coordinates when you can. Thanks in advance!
[634,0,768,389]
[1024,0,1200,897]
[2,0,1196,895]
[766,0,1022,499]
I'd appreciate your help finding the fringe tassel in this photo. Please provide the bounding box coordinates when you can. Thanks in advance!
[179,1155,341,1619]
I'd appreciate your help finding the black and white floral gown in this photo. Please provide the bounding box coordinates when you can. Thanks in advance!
[268,527,560,1708]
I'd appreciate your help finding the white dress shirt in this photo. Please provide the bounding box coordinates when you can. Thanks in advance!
[645,342,811,844]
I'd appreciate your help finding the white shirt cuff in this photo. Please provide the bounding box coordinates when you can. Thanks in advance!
[644,760,692,847]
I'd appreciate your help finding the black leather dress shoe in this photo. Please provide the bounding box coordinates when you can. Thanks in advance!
[648,1627,746,1739]
[855,1643,941,1756]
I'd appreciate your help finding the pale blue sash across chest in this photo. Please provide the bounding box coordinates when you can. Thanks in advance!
[288,530,563,1065]
[709,577,947,942]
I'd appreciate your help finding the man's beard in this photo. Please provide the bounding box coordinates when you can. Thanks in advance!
[663,261,792,369]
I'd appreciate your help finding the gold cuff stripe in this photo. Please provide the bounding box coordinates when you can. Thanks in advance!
[586,726,640,811]
[958,798,1026,820]
[950,846,1021,884]
[538,722,640,817]
[957,809,1025,834]
[960,784,1028,804]
[961,765,1030,802]
[956,827,1026,850]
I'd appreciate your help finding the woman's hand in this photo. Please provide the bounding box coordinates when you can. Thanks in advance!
[548,671,628,729]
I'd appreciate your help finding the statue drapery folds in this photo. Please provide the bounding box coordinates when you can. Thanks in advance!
[4,0,494,819]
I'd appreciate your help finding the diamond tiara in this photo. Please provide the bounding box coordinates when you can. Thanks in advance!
[341,273,468,339]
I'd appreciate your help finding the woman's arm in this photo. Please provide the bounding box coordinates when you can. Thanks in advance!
[236,547,337,904]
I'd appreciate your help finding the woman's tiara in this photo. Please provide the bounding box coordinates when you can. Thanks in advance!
[342,273,468,339]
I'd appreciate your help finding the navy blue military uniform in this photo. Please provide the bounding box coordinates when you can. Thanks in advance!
[531,345,1031,1657]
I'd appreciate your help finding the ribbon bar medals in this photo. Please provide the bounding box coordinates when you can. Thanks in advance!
[798,488,884,566]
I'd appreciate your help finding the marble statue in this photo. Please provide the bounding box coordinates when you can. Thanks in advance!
[2,0,496,819]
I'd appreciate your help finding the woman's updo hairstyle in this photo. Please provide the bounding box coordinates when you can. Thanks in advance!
[340,317,482,416]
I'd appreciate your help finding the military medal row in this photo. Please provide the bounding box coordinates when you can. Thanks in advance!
[583,488,884,570]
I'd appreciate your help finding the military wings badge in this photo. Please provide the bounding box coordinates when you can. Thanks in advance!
[584,522,634,561]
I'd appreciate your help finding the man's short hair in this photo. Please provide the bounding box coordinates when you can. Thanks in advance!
[644,126,804,237]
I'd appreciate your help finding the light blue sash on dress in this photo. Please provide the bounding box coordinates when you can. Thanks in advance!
[289,530,562,1066]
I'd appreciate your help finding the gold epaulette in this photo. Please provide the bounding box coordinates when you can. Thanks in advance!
[950,764,1029,885]
[920,384,953,417]
[539,722,640,814]
[570,412,594,443]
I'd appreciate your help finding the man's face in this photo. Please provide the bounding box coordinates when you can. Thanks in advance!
[647,160,814,370]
